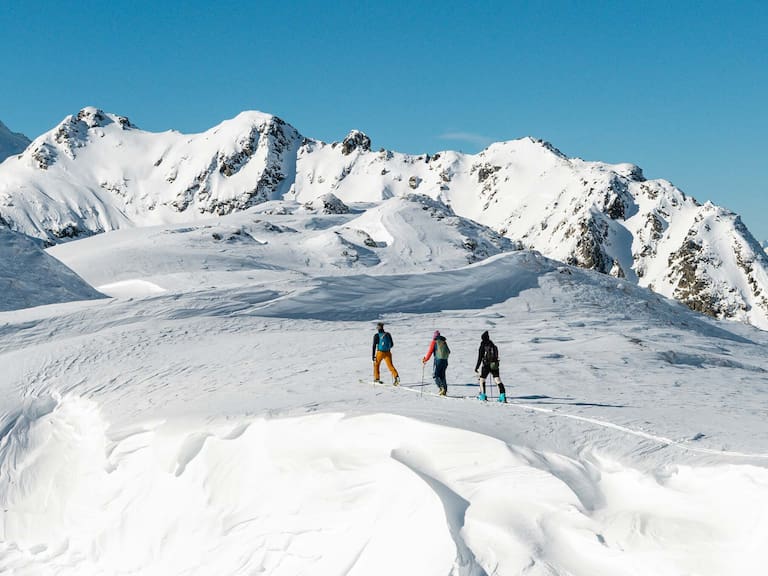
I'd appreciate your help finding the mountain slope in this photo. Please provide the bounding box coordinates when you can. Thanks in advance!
[0,228,104,310]
[1,107,767,328]
[0,120,30,162]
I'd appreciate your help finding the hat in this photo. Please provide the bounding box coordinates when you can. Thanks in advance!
[433,330,440,339]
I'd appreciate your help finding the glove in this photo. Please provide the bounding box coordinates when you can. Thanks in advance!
[372,358,376,363]
[422,358,427,364]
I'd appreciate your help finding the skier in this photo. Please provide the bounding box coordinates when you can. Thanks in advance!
[372,322,400,385]
[422,330,450,396]
[474,330,507,402]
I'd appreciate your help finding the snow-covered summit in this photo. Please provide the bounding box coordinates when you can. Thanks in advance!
[1,108,768,328]
[0,119,30,162]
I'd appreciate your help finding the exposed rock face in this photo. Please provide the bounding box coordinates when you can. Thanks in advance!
[1,108,767,328]
[341,130,371,155]
[188,115,300,215]
[664,206,768,324]
[303,193,350,214]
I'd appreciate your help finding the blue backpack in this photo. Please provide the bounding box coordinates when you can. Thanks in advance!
[377,332,393,352]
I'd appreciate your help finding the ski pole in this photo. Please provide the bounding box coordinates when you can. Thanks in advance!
[420,362,425,398]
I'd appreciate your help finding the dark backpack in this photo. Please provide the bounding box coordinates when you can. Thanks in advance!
[483,341,498,366]
[378,332,393,352]
[435,338,450,359]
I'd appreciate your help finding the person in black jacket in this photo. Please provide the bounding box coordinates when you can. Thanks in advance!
[372,322,400,385]
[474,330,507,402]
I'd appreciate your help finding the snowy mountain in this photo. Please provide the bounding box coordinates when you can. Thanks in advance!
[0,119,30,161]
[1,107,767,328]
[0,227,104,310]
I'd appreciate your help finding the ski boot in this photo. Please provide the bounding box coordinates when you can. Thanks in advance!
[478,393,487,401]
[393,376,400,386]
[498,393,507,403]
[438,387,447,396]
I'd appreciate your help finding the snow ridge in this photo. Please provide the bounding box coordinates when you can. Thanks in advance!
[0,228,104,310]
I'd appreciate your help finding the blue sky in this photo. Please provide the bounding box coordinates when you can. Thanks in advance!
[2,1,766,239]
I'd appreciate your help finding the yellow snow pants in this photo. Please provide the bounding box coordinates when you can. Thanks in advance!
[374,350,399,381]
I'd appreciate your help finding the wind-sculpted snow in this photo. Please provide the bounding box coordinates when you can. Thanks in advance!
[256,252,542,321]
[0,396,766,575]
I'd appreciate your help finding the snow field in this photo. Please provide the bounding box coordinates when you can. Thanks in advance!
[1,394,766,575]
[1,205,767,574]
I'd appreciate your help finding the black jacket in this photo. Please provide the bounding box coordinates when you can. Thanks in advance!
[474,331,498,371]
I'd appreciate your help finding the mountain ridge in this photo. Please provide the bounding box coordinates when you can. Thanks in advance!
[1,107,767,328]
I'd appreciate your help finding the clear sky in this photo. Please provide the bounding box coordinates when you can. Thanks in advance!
[2,1,766,240]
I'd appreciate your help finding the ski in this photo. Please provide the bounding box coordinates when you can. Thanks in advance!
[360,379,484,401]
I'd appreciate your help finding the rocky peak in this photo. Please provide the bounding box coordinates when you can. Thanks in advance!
[341,130,371,155]
[613,163,645,182]
[76,107,111,128]
[68,107,134,130]
[523,136,567,159]
[30,108,135,168]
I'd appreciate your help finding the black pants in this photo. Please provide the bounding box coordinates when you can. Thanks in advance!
[479,364,505,394]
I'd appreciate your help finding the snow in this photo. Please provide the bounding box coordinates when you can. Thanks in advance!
[1,199,767,575]
[96,279,166,298]
[0,227,104,311]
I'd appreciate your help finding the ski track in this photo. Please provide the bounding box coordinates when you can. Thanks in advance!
[372,382,768,460]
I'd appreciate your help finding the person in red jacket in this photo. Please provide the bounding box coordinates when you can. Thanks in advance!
[422,330,450,396]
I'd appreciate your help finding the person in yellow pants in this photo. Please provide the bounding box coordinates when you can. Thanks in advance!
[372,322,400,385]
